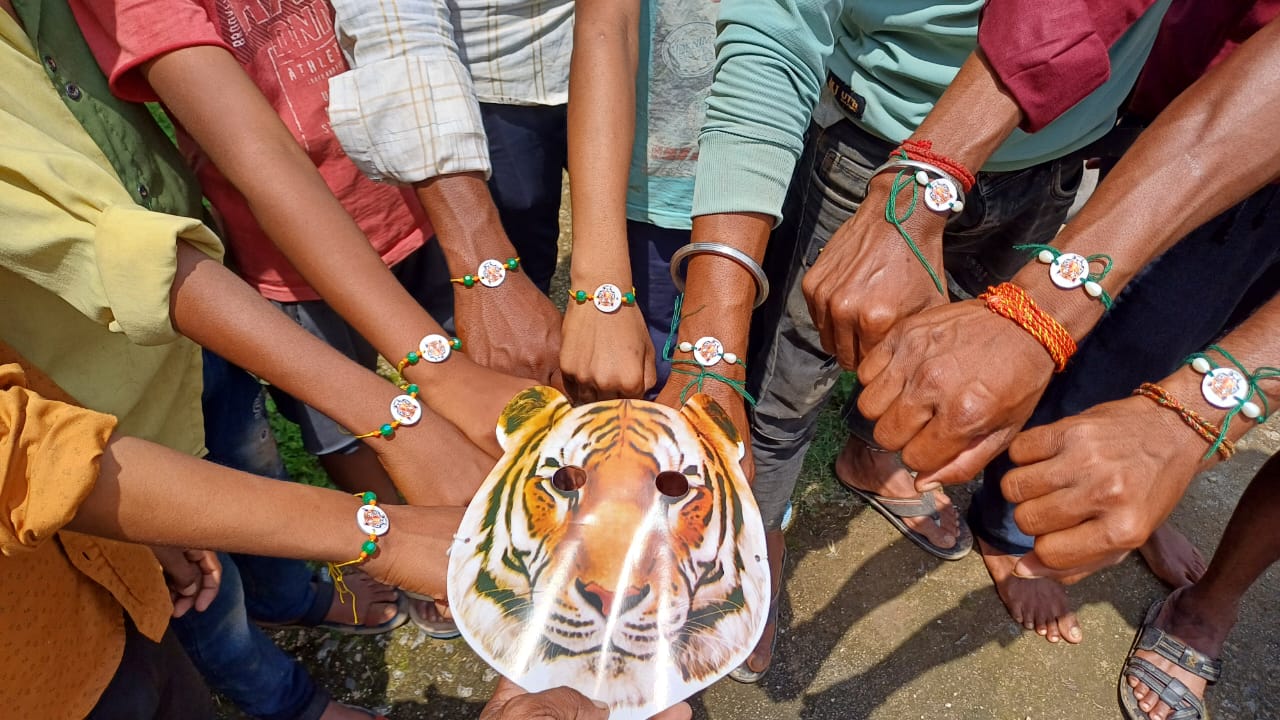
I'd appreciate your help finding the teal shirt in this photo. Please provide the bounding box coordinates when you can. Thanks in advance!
[692,0,1172,223]
[626,0,719,230]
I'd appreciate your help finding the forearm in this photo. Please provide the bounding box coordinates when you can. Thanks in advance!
[676,213,772,359]
[566,0,640,288]
[142,47,458,386]
[908,50,1023,174]
[414,173,517,274]
[1014,18,1280,340]
[68,434,456,580]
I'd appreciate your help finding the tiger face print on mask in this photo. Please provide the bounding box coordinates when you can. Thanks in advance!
[448,386,769,719]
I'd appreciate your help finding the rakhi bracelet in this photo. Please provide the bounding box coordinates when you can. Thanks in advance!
[661,293,755,405]
[870,157,967,215]
[451,257,520,288]
[351,384,423,439]
[568,283,636,313]
[670,242,769,309]
[327,491,389,624]
[877,149,947,295]
[396,333,462,374]
[1133,383,1235,460]
[1184,344,1279,459]
[1016,244,1115,309]
[978,282,1077,372]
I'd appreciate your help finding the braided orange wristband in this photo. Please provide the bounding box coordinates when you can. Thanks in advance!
[978,282,1077,372]
[1133,383,1235,460]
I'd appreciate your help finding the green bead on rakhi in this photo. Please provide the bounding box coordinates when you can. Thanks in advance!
[574,290,588,303]
[450,337,462,350]
[378,423,395,438]
[361,491,377,504]
[504,257,520,271]
[405,384,419,395]
[405,351,420,366]
[361,540,378,555]
[623,290,636,305]
[462,275,476,288]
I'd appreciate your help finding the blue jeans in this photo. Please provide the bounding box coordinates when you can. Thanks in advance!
[747,119,1082,530]
[172,352,329,720]
[628,220,689,394]
[972,184,1280,554]
[480,102,568,293]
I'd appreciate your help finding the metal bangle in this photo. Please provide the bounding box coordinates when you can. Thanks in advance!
[669,242,770,309]
[867,158,967,207]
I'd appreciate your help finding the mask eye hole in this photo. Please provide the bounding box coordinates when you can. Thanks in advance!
[655,471,690,499]
[551,465,587,493]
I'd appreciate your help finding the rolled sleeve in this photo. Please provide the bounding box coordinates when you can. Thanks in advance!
[328,0,491,183]
[980,0,1157,132]
[0,132,223,347]
[0,363,117,556]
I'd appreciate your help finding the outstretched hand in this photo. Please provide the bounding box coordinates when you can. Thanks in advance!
[363,505,466,599]
[801,174,949,371]
[857,298,1056,490]
[1002,393,1208,584]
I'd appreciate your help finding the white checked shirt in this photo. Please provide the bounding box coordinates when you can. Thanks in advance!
[327,0,573,184]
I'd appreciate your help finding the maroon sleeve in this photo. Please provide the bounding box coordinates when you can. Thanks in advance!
[979,0,1158,132]
[67,0,232,103]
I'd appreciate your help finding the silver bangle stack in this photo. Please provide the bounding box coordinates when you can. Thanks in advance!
[669,242,770,309]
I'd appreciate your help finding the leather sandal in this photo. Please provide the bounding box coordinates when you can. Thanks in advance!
[1119,598,1221,720]
[729,530,786,683]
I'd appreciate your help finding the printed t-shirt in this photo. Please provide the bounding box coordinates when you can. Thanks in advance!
[70,0,432,302]
[626,0,718,230]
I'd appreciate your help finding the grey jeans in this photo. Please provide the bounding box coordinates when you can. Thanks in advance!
[746,119,1083,530]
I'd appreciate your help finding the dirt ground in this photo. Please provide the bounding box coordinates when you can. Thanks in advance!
[220,181,1279,720]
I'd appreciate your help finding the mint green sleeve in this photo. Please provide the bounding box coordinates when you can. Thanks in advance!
[691,0,844,224]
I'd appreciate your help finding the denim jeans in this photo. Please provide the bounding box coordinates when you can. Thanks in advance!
[173,352,329,720]
[627,220,689,394]
[972,184,1280,554]
[747,119,1083,530]
[480,102,568,293]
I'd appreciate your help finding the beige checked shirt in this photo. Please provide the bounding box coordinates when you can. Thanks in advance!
[327,0,573,184]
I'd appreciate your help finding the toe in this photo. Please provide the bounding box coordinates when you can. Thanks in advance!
[1059,613,1083,644]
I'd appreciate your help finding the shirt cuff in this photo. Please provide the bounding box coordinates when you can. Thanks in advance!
[328,58,492,184]
[691,132,799,226]
[0,364,118,556]
[95,205,223,347]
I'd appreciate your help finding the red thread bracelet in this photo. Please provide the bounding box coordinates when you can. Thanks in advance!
[900,138,976,192]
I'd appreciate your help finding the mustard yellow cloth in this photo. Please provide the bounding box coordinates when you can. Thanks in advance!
[0,9,222,456]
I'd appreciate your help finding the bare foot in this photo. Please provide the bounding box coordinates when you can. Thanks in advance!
[978,537,1082,644]
[1138,523,1206,588]
[835,437,961,551]
[326,569,400,629]
[1127,586,1232,720]
[318,701,381,720]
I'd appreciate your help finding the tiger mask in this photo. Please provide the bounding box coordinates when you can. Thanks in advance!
[447,386,770,718]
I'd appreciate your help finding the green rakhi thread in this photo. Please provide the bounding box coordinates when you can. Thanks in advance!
[885,150,945,295]
[1184,344,1280,459]
[662,294,755,406]
[1015,243,1115,309]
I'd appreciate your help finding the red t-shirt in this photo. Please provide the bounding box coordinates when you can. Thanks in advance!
[70,0,431,302]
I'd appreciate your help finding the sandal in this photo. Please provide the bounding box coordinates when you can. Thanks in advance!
[403,590,462,640]
[728,530,786,683]
[258,569,408,636]
[837,447,973,560]
[1119,598,1221,720]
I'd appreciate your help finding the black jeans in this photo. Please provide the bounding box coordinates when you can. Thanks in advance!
[87,619,214,720]
[746,118,1082,530]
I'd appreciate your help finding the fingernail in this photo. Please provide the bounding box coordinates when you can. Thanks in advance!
[1012,562,1042,580]
[917,481,941,492]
